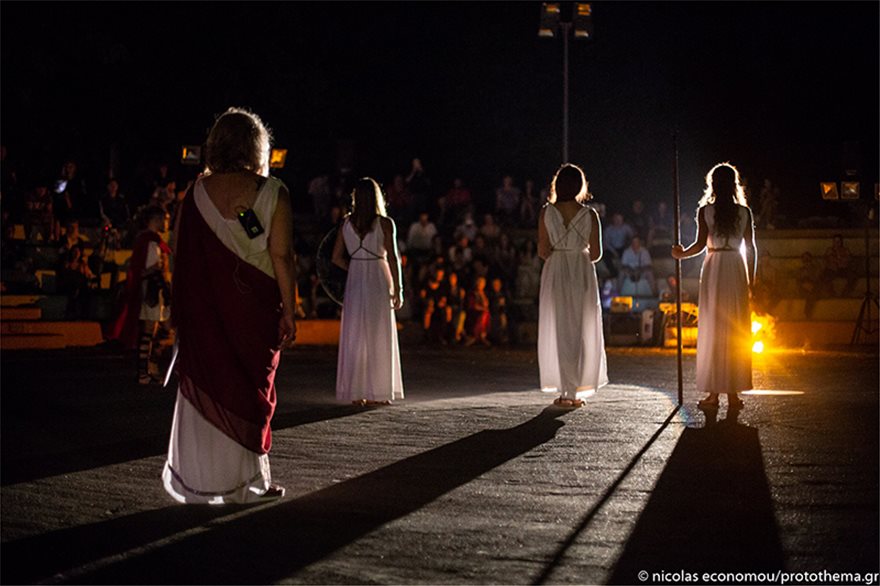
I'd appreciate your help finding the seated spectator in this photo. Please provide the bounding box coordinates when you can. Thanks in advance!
[519,179,539,227]
[821,234,857,297]
[90,225,124,290]
[472,234,492,265]
[471,257,490,284]
[445,271,467,343]
[752,249,780,314]
[417,255,446,292]
[629,199,649,240]
[448,235,473,283]
[618,236,656,296]
[658,274,690,303]
[419,266,448,343]
[494,175,521,226]
[648,201,673,247]
[797,251,822,318]
[488,277,510,345]
[454,212,478,242]
[465,275,491,346]
[150,178,177,214]
[54,160,94,228]
[58,218,88,259]
[57,244,95,319]
[603,212,634,277]
[494,232,518,285]
[99,178,131,237]
[24,180,55,244]
[429,234,445,260]
[480,213,502,244]
[386,174,412,227]
[439,178,472,227]
[515,239,541,300]
[406,212,438,258]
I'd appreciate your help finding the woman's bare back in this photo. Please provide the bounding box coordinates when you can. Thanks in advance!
[202,172,266,219]
[554,200,586,228]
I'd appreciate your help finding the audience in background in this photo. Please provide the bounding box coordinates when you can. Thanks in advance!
[3,149,863,352]
[821,234,857,297]
[619,235,656,296]
[494,175,521,226]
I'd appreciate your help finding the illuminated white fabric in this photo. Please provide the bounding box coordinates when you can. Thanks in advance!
[538,205,608,399]
[696,204,752,393]
[336,218,404,402]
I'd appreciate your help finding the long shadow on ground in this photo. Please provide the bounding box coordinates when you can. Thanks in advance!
[0,403,365,486]
[608,408,786,584]
[3,407,566,585]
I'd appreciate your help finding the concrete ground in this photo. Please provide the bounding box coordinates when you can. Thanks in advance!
[1,340,878,585]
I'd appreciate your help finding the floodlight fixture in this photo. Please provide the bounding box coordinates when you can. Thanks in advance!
[181,145,202,166]
[841,181,860,200]
[270,148,288,169]
[820,182,839,200]
[539,2,560,38]
[573,3,593,39]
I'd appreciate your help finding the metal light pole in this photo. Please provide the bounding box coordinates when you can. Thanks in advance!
[539,2,592,164]
[562,21,570,162]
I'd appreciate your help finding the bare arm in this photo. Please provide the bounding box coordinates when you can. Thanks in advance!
[743,207,757,284]
[671,207,709,260]
[331,221,349,271]
[269,186,297,344]
[589,208,603,263]
[537,207,551,260]
[382,217,404,310]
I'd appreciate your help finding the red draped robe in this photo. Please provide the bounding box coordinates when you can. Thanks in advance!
[108,230,171,349]
[171,189,282,454]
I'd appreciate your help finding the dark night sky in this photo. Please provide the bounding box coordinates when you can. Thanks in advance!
[2,1,878,218]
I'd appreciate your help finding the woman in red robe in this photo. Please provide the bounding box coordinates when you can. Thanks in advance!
[162,108,297,504]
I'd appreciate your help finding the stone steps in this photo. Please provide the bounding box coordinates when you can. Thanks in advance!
[0,321,104,350]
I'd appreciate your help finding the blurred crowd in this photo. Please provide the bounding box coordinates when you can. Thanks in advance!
[0,146,864,337]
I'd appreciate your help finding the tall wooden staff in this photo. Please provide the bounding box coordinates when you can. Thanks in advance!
[673,131,683,406]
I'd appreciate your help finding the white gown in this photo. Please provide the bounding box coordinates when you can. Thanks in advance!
[161,176,281,504]
[696,204,752,393]
[336,217,404,402]
[538,205,608,399]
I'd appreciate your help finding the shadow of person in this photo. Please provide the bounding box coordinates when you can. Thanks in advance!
[609,407,785,584]
[13,407,567,585]
[2,404,367,487]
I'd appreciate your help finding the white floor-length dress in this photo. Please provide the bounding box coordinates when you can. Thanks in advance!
[538,205,608,399]
[162,176,281,504]
[336,217,404,402]
[696,204,752,393]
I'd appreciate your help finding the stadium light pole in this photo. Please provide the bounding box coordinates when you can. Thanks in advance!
[538,2,593,163]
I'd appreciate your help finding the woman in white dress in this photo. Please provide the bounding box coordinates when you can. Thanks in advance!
[672,162,756,409]
[332,177,404,406]
[538,163,608,408]
[164,108,297,504]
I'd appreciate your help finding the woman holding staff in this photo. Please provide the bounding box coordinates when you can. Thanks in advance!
[672,162,756,409]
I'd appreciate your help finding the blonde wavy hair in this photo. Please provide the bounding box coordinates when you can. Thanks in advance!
[204,107,272,176]
[698,162,750,237]
[698,162,748,207]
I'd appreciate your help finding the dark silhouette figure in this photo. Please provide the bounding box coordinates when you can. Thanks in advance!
[608,410,786,584]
